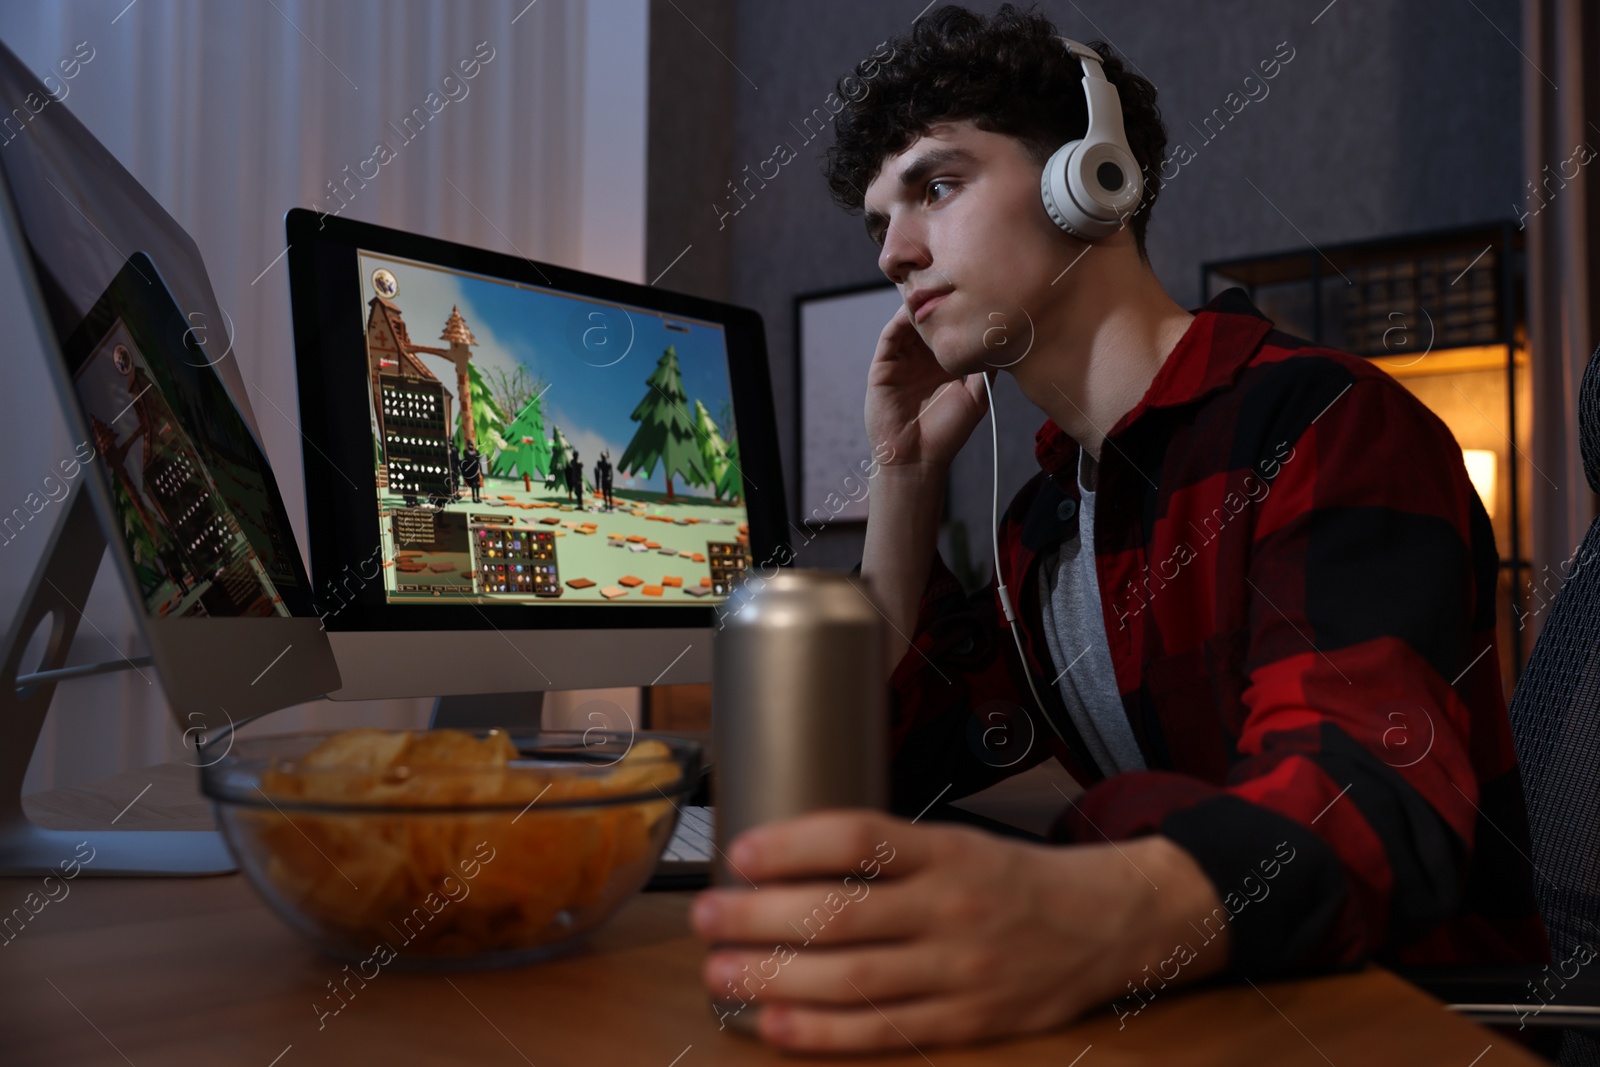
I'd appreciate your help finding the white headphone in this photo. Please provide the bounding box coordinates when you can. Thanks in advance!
[1039,38,1144,240]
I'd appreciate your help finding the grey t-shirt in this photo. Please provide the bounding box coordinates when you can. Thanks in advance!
[1036,450,1147,777]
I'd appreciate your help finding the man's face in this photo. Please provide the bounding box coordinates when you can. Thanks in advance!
[862,120,1078,376]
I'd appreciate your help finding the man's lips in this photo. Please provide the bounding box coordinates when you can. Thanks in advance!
[913,291,951,323]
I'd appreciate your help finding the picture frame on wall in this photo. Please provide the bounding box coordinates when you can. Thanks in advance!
[794,281,951,529]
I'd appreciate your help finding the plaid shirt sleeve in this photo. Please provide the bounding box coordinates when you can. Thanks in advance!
[875,342,1546,976]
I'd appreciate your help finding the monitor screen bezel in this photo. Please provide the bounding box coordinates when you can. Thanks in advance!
[285,207,790,633]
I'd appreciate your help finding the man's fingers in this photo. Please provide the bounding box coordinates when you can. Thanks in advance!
[724,809,930,882]
[704,941,965,1006]
[755,990,1041,1054]
[874,301,942,374]
[872,302,916,363]
[692,876,924,945]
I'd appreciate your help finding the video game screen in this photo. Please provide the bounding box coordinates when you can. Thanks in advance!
[67,255,310,618]
[358,251,753,605]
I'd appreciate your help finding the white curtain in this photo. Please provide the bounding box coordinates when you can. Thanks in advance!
[1,0,649,792]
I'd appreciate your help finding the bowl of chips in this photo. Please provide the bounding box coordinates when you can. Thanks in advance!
[201,727,701,969]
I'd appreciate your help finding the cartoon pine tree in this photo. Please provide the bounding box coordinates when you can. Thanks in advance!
[545,423,592,496]
[453,360,508,468]
[493,394,551,479]
[545,423,573,491]
[618,345,708,502]
[717,434,743,504]
[692,399,731,501]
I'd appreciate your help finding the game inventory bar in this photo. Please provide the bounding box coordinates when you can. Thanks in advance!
[707,540,751,596]
[474,522,559,596]
[382,507,753,605]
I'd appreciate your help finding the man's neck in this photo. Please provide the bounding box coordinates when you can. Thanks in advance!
[1010,255,1194,463]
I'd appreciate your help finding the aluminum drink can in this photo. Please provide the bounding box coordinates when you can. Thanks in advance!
[712,568,888,876]
[707,568,887,1030]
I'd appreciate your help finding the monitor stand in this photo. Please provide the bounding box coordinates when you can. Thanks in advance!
[0,489,235,876]
[429,691,544,730]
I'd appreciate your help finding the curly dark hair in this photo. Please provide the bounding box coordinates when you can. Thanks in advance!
[823,3,1167,260]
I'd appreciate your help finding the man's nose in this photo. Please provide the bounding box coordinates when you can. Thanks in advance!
[879,220,930,283]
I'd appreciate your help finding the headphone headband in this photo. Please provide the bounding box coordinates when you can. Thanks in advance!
[1059,37,1104,70]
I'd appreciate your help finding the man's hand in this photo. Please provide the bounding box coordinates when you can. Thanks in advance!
[864,301,990,470]
[690,810,1230,1054]
[859,302,991,676]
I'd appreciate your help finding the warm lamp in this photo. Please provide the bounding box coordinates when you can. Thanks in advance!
[1462,448,1497,519]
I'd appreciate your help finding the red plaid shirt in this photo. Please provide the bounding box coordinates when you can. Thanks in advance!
[878,288,1549,975]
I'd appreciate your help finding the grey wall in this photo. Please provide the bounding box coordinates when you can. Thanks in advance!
[653,0,1524,579]
[647,0,736,300]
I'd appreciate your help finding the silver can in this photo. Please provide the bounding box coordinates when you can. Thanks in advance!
[708,568,887,1031]
[712,568,888,883]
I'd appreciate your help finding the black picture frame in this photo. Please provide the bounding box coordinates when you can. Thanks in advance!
[796,275,902,524]
[792,281,953,530]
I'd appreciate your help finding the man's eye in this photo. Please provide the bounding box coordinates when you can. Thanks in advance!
[927,179,956,202]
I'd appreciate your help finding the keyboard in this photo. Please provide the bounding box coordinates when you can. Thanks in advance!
[647,804,713,889]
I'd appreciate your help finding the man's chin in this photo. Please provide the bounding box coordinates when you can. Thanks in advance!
[916,330,970,373]
[928,345,999,381]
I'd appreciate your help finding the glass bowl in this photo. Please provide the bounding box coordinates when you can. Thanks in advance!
[201,728,701,969]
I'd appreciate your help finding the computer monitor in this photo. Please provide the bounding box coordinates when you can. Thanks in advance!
[284,209,790,704]
[0,38,340,873]
[0,39,340,725]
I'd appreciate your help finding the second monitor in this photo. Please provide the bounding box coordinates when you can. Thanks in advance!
[285,209,790,704]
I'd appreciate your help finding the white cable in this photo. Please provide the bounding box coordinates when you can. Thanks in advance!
[980,372,1069,749]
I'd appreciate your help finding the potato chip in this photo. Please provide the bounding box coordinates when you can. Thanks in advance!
[300,728,411,772]
[405,729,513,768]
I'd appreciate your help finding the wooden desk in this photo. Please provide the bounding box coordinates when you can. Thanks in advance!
[0,763,1545,1066]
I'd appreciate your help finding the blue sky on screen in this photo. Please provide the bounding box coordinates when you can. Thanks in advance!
[359,253,736,492]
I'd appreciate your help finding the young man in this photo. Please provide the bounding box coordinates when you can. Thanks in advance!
[689,4,1547,1053]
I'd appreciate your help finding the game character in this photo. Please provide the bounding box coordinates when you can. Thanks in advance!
[460,441,482,504]
[595,449,615,510]
[566,449,583,510]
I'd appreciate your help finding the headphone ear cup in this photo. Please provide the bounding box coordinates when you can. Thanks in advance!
[1041,139,1104,239]
[1041,139,1144,240]
[1069,140,1142,225]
